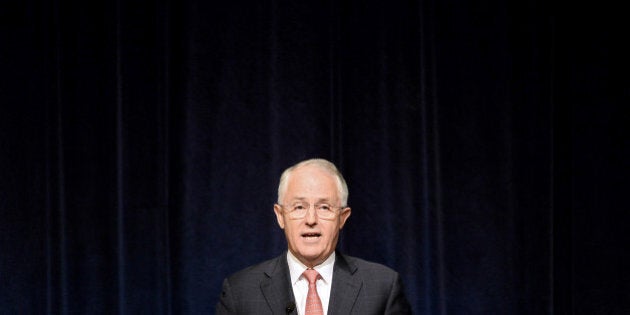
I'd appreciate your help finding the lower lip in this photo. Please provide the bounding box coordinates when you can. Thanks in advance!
[302,235,320,242]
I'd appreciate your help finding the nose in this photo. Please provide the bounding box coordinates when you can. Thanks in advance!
[304,206,318,225]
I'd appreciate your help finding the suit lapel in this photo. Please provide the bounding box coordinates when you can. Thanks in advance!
[328,253,362,315]
[261,253,295,314]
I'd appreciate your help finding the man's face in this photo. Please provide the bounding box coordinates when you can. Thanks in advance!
[274,165,351,268]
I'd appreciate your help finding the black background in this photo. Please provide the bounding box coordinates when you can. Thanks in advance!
[1,0,627,313]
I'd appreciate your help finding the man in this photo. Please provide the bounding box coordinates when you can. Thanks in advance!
[216,158,411,314]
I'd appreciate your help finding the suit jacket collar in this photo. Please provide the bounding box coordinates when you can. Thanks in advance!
[261,251,363,315]
[328,251,362,315]
[261,252,295,314]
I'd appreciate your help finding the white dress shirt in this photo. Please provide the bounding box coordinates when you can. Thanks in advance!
[287,251,335,315]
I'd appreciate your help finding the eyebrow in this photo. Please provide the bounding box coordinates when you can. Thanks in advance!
[290,197,333,203]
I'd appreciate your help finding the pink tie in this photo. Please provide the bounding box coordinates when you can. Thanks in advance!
[303,269,324,315]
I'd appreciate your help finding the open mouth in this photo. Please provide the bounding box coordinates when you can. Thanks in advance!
[301,232,321,238]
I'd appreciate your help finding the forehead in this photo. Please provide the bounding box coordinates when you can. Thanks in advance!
[284,166,339,199]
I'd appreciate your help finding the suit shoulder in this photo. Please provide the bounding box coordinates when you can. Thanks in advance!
[335,253,411,312]
[224,255,280,284]
[342,254,400,275]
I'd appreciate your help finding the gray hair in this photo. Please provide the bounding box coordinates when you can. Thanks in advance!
[277,158,349,206]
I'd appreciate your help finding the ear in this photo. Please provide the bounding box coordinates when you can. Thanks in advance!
[338,207,351,229]
[274,204,286,229]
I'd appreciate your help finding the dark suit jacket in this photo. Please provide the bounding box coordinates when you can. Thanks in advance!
[216,251,411,314]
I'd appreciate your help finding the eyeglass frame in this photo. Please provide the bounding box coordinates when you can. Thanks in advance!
[276,202,348,220]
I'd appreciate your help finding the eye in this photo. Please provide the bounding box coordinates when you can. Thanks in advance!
[317,204,332,211]
[293,203,307,211]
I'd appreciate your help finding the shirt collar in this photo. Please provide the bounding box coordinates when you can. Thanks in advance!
[287,251,336,285]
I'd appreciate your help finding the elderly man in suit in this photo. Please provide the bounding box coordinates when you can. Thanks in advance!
[216,158,411,314]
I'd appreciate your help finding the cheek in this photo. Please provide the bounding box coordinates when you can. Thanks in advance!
[286,224,300,237]
[322,225,338,240]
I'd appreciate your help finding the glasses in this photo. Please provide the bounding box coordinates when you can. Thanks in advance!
[277,202,346,220]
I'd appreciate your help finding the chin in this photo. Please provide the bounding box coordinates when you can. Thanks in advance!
[300,250,323,259]
[296,249,322,260]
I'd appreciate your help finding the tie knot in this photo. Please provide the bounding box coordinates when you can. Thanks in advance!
[302,269,320,284]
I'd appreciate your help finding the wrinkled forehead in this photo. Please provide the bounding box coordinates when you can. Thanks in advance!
[283,166,341,200]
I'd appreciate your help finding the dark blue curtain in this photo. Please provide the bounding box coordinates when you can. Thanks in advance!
[1,0,628,314]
